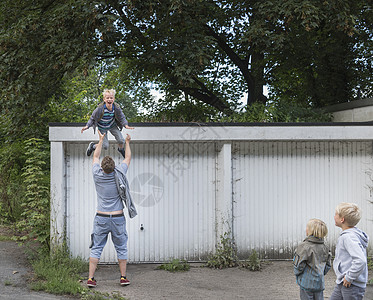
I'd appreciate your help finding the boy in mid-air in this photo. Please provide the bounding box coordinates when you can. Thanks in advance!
[330,202,369,300]
[81,89,134,158]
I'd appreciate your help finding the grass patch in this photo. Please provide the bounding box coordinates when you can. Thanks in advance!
[4,279,12,286]
[0,235,13,241]
[30,246,88,295]
[157,259,190,272]
[29,246,128,299]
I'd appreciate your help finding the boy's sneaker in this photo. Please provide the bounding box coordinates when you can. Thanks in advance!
[86,142,95,156]
[87,277,96,288]
[120,276,130,286]
[118,147,125,158]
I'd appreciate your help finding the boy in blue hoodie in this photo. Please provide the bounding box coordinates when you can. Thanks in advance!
[330,202,369,300]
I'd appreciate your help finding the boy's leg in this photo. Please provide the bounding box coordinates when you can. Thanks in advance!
[314,290,324,300]
[330,284,343,300]
[300,288,315,300]
[341,284,365,300]
[330,283,365,300]
[110,126,126,157]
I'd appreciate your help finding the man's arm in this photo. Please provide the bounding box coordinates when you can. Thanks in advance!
[123,134,131,167]
[93,131,105,165]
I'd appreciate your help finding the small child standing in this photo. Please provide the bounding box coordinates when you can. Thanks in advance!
[81,89,134,158]
[330,202,369,300]
[293,218,332,300]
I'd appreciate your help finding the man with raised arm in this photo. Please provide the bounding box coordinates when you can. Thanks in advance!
[87,130,133,288]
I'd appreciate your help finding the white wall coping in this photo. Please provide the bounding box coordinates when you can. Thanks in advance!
[49,123,373,142]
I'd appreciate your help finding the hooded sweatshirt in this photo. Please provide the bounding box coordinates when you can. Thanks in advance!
[333,227,369,288]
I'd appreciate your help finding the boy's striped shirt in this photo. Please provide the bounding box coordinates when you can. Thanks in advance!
[98,105,115,131]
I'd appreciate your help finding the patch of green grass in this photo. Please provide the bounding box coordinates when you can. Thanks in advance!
[4,279,12,286]
[29,246,128,299]
[157,259,190,272]
[0,235,13,241]
[30,247,88,295]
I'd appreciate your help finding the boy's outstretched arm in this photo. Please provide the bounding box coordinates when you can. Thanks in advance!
[93,131,105,165]
[81,125,88,133]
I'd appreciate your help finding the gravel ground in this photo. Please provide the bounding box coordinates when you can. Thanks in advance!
[1,229,372,300]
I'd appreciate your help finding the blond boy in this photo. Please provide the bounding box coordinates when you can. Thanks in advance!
[294,219,332,300]
[81,89,134,158]
[330,203,369,300]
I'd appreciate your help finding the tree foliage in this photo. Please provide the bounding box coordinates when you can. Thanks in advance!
[1,0,371,132]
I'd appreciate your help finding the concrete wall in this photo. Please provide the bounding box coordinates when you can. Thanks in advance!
[326,98,373,122]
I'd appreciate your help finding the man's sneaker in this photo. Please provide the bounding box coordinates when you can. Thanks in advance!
[118,147,125,158]
[87,277,96,288]
[86,142,95,156]
[120,276,130,286]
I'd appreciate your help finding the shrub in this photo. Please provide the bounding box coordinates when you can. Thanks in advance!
[14,138,50,249]
[206,232,238,269]
[240,250,261,271]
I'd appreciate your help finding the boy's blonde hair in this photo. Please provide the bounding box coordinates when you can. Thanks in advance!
[103,89,116,97]
[335,202,361,227]
[307,219,328,238]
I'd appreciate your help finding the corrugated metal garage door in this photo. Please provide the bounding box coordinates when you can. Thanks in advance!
[232,141,373,259]
[66,142,217,263]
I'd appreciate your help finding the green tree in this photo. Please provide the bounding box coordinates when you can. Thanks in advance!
[0,0,371,131]
[266,0,373,107]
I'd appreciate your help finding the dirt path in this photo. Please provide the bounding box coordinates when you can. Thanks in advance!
[0,240,69,300]
[1,230,372,300]
[82,261,345,300]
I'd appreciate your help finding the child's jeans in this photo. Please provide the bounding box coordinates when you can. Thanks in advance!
[100,126,125,150]
[300,288,323,300]
[330,283,365,300]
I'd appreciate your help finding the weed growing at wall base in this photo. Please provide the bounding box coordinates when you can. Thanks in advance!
[240,250,261,271]
[157,259,190,272]
[206,232,238,269]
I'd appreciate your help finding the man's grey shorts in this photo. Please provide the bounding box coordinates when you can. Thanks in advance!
[90,214,128,260]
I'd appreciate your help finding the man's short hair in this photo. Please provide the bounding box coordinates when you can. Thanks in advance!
[306,218,328,238]
[336,202,361,227]
[101,156,115,173]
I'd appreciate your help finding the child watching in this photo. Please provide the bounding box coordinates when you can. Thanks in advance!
[293,218,332,300]
[330,202,369,300]
[81,89,134,158]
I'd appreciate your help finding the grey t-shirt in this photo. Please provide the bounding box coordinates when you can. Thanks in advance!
[92,162,128,212]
